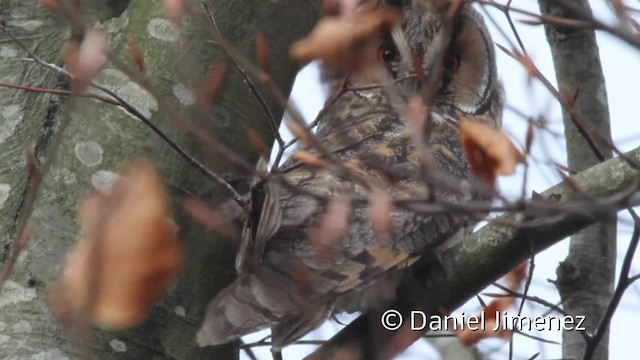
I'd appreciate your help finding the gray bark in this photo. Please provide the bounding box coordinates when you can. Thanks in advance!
[0,0,317,359]
[538,1,615,359]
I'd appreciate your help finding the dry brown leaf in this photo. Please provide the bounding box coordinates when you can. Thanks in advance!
[51,161,182,329]
[455,298,513,346]
[459,119,524,184]
[504,261,528,290]
[455,262,528,346]
[289,7,398,70]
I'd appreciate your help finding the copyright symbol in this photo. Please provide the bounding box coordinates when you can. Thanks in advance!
[381,310,403,331]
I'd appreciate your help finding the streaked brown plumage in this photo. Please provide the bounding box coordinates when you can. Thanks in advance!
[198,0,503,349]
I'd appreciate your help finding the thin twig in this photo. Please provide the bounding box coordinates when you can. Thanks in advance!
[582,209,640,359]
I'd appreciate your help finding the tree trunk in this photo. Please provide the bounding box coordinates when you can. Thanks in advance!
[0,0,318,359]
[538,1,615,359]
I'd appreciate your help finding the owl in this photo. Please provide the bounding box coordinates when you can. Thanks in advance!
[197,0,503,350]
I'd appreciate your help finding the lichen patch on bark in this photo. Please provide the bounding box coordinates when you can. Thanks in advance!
[99,69,158,118]
[147,18,180,42]
[0,183,10,209]
[109,339,127,352]
[91,170,120,193]
[0,281,37,308]
[74,141,104,167]
[172,83,195,106]
[0,105,23,144]
[0,46,18,58]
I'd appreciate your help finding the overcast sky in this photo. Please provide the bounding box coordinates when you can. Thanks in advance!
[245,1,640,359]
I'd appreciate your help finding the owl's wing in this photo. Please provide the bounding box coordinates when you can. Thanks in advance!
[199,209,466,347]
[266,209,465,347]
[200,109,476,347]
[320,208,465,296]
[235,158,282,273]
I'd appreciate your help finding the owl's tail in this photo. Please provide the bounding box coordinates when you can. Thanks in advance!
[197,274,274,347]
[197,272,331,349]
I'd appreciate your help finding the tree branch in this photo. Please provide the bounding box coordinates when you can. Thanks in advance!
[305,145,640,360]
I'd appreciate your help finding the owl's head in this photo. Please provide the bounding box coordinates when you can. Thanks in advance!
[379,0,502,120]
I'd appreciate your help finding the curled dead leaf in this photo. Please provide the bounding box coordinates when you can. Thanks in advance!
[290,7,399,71]
[51,161,182,329]
[459,119,524,184]
[456,298,513,346]
[455,262,528,346]
[505,261,528,290]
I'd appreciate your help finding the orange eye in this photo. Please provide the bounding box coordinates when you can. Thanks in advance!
[378,45,399,64]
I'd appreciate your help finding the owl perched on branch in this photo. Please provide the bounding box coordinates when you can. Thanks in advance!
[197,0,504,350]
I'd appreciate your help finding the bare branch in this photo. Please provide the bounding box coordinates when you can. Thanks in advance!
[305,145,640,360]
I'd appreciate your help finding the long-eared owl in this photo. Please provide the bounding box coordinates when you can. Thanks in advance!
[197,0,503,350]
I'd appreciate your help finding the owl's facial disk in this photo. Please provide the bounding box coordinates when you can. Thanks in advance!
[379,7,497,116]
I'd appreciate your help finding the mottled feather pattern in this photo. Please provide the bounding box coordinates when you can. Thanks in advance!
[198,1,504,349]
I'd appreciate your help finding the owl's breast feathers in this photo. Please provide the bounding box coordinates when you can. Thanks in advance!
[197,90,488,348]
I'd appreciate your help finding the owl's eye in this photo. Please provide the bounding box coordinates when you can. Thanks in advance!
[443,52,460,72]
[378,45,399,64]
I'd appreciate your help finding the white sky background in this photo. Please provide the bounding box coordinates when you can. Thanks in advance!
[243,1,640,359]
